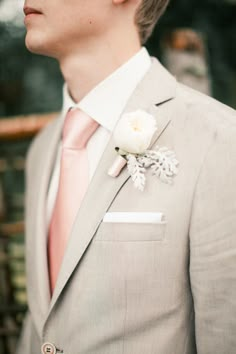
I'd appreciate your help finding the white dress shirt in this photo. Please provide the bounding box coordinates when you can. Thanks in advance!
[46,47,152,231]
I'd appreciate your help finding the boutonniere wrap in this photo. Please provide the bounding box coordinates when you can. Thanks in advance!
[108,110,179,191]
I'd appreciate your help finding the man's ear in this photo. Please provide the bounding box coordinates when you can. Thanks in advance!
[112,0,127,4]
[112,0,141,6]
[112,0,142,16]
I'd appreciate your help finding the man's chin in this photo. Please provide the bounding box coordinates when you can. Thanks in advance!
[25,33,56,58]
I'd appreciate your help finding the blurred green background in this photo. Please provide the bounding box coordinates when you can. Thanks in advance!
[0,0,236,353]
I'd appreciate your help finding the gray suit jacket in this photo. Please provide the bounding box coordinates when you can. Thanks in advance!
[17,58,236,354]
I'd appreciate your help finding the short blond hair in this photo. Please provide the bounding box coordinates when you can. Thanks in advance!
[135,0,170,44]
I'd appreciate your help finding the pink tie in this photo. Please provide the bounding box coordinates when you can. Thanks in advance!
[48,108,99,294]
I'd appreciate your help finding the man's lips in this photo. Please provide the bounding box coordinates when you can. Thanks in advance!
[24,7,42,16]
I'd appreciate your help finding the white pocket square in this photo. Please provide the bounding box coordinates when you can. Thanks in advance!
[103,212,165,224]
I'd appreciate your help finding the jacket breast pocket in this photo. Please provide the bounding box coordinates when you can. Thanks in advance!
[94,221,166,242]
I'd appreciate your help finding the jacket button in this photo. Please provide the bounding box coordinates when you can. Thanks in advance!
[41,342,57,354]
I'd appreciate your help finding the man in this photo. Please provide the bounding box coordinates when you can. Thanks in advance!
[18,0,236,353]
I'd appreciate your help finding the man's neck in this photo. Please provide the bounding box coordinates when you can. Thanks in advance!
[59,34,141,103]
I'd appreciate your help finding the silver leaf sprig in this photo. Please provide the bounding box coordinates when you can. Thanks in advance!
[123,146,179,191]
[127,154,146,192]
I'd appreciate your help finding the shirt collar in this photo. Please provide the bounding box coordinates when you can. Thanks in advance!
[62,47,151,132]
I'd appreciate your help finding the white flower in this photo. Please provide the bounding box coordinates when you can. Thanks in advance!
[108,109,179,190]
[114,110,157,154]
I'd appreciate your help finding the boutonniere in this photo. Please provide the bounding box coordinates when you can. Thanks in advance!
[108,110,179,191]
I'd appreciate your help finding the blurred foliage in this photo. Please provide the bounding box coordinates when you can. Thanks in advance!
[0,6,63,117]
[148,0,236,108]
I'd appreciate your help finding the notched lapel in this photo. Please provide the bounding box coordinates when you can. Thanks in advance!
[46,58,177,319]
[26,113,64,335]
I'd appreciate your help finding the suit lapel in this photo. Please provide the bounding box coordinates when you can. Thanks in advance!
[26,112,65,335]
[45,58,177,319]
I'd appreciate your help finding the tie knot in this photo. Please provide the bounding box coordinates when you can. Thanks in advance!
[62,108,99,149]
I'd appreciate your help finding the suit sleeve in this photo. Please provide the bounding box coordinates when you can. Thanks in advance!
[189,121,236,354]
